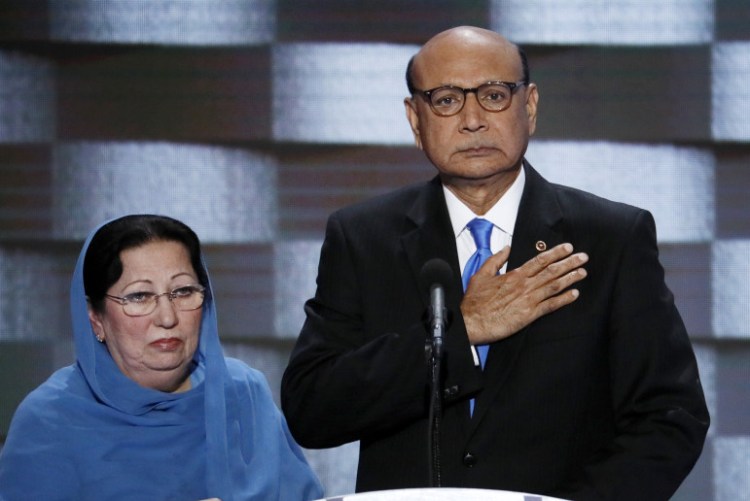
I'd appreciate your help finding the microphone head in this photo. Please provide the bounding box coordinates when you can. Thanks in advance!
[419,258,454,296]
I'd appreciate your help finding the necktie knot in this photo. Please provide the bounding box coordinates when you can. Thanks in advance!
[462,218,494,293]
[467,218,493,251]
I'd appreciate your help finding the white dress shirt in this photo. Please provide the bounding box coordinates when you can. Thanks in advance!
[443,167,526,277]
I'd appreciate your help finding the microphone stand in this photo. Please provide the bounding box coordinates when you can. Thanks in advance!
[426,286,445,488]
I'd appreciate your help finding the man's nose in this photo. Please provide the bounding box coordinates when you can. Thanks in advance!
[459,91,488,131]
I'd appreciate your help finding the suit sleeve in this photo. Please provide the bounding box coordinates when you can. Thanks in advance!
[555,210,710,501]
[281,213,444,448]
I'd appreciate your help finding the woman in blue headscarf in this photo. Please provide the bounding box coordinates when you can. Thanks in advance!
[0,214,324,501]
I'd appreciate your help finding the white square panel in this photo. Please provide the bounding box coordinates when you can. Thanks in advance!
[274,239,322,338]
[712,42,750,142]
[51,141,277,243]
[491,0,713,46]
[713,436,750,499]
[49,0,275,45]
[0,51,55,143]
[526,140,715,243]
[711,240,750,338]
[273,43,416,144]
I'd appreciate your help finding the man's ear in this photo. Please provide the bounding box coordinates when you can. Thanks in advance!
[404,97,423,150]
[525,83,539,136]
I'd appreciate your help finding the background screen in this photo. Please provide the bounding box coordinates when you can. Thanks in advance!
[1,1,749,499]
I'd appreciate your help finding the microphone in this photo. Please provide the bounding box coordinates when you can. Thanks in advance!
[419,258,454,358]
[419,258,453,487]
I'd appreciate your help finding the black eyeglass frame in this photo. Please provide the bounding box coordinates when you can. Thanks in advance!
[413,80,528,117]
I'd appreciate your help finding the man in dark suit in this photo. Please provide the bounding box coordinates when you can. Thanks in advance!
[281,26,709,500]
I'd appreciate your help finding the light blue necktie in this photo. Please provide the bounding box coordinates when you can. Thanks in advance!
[462,218,494,416]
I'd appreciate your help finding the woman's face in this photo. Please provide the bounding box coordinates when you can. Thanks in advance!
[88,240,202,393]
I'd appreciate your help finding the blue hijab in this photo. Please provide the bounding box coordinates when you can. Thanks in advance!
[0,218,323,501]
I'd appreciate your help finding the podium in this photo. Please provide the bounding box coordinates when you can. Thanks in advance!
[318,488,569,501]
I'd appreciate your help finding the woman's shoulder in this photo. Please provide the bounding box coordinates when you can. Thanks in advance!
[5,365,83,439]
[13,366,82,413]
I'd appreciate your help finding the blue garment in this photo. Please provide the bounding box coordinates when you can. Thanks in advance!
[0,219,324,501]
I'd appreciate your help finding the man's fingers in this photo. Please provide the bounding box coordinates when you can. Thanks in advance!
[537,288,581,317]
[525,243,575,275]
[471,244,587,298]
[529,245,588,281]
[476,245,511,276]
[541,252,589,282]
[542,267,587,298]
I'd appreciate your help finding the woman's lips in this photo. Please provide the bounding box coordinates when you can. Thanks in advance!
[150,338,183,350]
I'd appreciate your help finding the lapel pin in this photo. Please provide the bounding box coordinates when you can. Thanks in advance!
[535,240,547,252]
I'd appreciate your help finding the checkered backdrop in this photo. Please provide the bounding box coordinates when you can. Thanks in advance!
[1,1,748,499]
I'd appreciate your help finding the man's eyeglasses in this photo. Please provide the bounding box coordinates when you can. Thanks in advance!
[105,284,206,317]
[413,80,527,117]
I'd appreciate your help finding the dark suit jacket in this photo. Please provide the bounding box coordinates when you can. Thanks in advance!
[281,162,709,500]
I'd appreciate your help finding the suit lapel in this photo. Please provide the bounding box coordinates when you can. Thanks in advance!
[401,177,464,313]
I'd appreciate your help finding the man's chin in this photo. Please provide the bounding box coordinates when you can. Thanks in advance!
[439,163,522,183]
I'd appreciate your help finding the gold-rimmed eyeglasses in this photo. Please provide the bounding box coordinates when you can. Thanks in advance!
[413,80,527,117]
[105,284,206,317]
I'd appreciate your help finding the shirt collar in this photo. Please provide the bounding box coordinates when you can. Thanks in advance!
[443,166,526,238]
